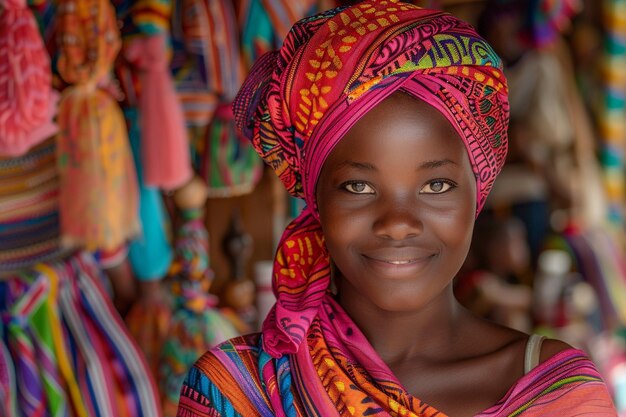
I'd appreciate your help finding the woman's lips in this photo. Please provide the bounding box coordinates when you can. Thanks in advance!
[363,247,436,263]
[384,259,416,265]
[362,251,435,276]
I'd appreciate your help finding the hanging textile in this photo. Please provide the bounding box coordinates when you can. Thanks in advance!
[125,107,174,281]
[158,205,238,417]
[0,251,162,417]
[161,176,241,415]
[0,139,66,273]
[171,0,263,198]
[521,0,581,47]
[601,0,626,226]
[55,0,139,251]
[236,0,319,67]
[0,0,59,157]
[124,0,193,191]
[0,338,16,417]
[102,0,175,283]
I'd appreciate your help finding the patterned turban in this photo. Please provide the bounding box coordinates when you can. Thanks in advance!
[233,0,510,358]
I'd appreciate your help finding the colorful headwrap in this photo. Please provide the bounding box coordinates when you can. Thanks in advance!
[233,0,510,358]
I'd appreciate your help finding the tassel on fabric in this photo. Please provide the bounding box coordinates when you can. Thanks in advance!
[125,34,192,191]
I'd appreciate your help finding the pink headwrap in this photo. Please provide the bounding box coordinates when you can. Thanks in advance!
[233,0,510,357]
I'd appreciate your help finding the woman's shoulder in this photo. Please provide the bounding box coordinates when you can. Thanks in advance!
[483,338,617,416]
[178,332,273,417]
[192,332,263,374]
[536,337,572,365]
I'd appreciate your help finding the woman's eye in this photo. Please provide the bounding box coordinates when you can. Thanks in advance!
[420,180,455,194]
[343,181,374,194]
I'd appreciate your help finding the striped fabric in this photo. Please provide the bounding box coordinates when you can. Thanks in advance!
[170,0,264,197]
[5,275,50,417]
[0,139,66,273]
[0,338,17,417]
[170,0,223,125]
[238,0,275,69]
[478,349,617,415]
[132,0,171,35]
[258,0,318,40]
[0,251,162,417]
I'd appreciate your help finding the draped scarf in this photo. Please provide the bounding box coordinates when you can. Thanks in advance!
[233,1,510,415]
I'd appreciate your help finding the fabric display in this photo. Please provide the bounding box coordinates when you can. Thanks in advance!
[0,0,59,157]
[125,107,174,281]
[0,139,67,273]
[102,0,176,282]
[125,0,193,191]
[55,0,140,251]
[521,0,581,47]
[600,0,626,226]
[0,250,161,417]
[171,0,265,198]
[542,227,626,414]
[126,203,239,417]
[546,228,626,332]
[0,0,340,416]
[158,208,238,417]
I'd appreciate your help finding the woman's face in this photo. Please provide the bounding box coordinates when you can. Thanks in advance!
[316,93,476,314]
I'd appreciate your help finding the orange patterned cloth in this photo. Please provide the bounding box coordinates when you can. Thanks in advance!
[55,0,139,250]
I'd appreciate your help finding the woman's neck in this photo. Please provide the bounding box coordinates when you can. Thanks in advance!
[338,285,467,365]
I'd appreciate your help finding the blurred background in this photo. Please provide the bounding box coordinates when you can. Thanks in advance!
[2,0,626,415]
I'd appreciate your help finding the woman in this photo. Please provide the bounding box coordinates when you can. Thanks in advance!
[177,1,617,416]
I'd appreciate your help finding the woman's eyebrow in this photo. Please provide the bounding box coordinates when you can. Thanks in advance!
[419,159,457,169]
[336,161,376,171]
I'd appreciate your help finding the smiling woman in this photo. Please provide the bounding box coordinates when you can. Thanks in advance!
[317,93,476,315]
[177,1,618,416]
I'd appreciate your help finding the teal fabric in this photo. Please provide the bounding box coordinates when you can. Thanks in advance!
[125,108,173,280]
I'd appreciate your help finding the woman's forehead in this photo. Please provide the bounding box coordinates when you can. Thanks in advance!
[325,94,470,170]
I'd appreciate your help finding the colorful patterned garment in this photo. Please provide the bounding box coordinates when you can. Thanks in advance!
[179,301,615,417]
[105,0,175,282]
[170,0,264,198]
[177,1,615,416]
[237,0,320,68]
[55,0,140,251]
[0,251,161,417]
[159,206,239,417]
[0,139,67,272]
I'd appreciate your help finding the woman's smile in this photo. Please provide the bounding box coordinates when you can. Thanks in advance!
[362,246,437,276]
[362,253,436,277]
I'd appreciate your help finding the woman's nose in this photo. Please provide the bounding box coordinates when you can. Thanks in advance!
[372,198,423,240]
